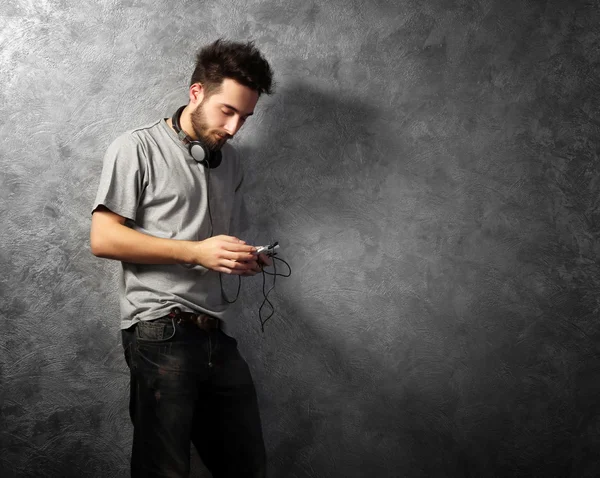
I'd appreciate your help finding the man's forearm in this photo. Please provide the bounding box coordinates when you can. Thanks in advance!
[90,219,196,265]
[90,209,259,274]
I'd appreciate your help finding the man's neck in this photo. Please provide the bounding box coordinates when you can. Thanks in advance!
[179,105,198,140]
[166,105,197,141]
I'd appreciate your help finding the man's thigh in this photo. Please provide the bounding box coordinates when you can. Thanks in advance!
[124,317,211,477]
[192,329,266,478]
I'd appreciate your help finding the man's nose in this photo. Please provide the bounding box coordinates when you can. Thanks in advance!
[224,116,243,136]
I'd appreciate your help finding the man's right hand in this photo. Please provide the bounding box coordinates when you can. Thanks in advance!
[191,235,258,275]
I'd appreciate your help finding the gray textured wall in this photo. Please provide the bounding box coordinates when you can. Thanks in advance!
[2,0,599,476]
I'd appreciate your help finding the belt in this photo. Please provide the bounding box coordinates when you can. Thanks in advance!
[168,307,220,331]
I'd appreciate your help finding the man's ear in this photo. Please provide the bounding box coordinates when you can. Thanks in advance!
[189,83,205,106]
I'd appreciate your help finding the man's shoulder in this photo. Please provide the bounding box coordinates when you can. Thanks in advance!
[124,118,166,141]
[107,118,169,152]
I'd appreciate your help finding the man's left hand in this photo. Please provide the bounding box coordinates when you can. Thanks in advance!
[240,253,272,276]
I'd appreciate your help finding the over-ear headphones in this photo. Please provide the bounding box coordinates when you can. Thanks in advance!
[172,105,222,169]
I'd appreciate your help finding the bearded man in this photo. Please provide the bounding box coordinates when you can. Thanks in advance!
[90,39,274,478]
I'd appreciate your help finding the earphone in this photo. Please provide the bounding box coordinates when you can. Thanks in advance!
[171,105,222,169]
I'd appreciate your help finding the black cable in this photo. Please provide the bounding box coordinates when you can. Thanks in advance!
[258,255,291,332]
[206,165,213,238]
[220,272,241,303]
[206,157,291,328]
[207,164,243,304]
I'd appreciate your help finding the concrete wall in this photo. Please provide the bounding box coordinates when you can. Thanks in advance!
[1,0,599,476]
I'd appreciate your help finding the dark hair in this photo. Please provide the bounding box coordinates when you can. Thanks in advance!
[191,39,274,97]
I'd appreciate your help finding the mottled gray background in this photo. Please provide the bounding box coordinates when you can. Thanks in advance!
[1,0,599,476]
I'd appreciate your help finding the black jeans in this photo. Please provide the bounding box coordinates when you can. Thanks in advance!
[121,315,266,477]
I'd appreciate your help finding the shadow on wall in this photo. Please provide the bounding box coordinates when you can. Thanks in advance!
[237,78,391,226]
[225,82,469,477]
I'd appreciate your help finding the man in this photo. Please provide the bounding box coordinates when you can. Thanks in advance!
[90,39,274,477]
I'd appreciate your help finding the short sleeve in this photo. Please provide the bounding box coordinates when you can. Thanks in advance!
[92,133,147,221]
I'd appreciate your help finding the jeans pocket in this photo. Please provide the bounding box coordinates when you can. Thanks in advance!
[135,317,176,343]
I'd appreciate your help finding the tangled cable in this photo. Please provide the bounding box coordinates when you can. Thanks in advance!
[219,253,291,332]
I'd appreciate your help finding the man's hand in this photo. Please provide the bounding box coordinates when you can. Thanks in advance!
[257,253,272,268]
[235,253,273,277]
[191,235,258,275]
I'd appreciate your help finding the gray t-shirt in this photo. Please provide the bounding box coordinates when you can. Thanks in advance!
[93,118,246,329]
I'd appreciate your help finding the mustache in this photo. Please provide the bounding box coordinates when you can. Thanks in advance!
[215,131,233,140]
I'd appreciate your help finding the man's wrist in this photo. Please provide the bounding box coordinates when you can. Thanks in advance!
[175,240,200,265]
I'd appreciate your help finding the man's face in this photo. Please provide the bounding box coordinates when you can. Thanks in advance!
[190,78,259,151]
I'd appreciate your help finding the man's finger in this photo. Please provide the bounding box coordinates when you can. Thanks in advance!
[223,243,257,254]
[221,250,256,262]
[221,259,255,271]
[217,265,252,276]
[258,253,273,267]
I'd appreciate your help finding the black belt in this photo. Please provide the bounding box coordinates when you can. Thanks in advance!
[168,307,220,331]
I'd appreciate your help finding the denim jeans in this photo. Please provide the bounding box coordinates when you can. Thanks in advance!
[121,315,266,477]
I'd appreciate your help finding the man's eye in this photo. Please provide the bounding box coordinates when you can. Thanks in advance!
[222,109,234,116]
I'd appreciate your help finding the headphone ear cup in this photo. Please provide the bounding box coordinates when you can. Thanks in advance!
[189,141,208,165]
[208,150,222,169]
[189,142,222,169]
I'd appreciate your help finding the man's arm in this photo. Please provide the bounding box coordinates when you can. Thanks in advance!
[90,206,259,275]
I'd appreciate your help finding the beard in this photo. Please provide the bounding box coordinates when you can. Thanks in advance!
[190,103,230,152]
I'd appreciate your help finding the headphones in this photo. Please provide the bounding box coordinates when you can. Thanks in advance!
[171,105,222,169]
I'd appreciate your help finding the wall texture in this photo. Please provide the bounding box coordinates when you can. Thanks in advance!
[1,0,599,476]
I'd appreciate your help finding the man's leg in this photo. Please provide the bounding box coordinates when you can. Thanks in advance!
[191,328,267,478]
[122,316,210,477]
